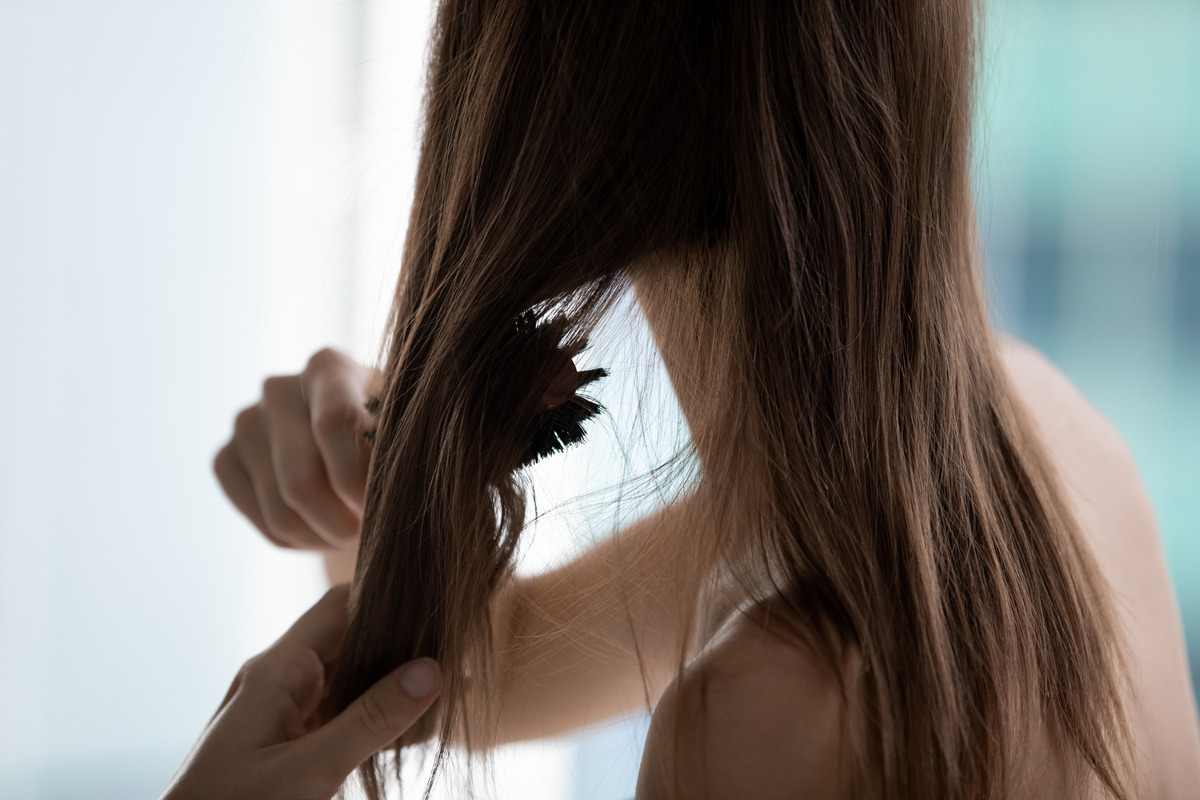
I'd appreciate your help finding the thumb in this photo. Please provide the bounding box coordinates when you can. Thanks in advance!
[302,658,441,778]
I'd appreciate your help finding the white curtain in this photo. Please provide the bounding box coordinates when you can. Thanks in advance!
[0,1,368,796]
[0,1,663,796]
[0,0,484,796]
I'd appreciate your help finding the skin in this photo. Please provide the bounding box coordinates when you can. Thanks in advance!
[214,334,1200,797]
[635,338,1200,799]
[997,340,1200,798]
[213,348,375,552]
[161,585,441,800]
[215,345,696,743]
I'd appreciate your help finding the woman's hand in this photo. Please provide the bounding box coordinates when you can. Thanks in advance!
[213,348,377,550]
[160,585,440,800]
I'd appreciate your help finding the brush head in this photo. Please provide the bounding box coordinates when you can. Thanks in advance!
[518,365,607,468]
[360,311,608,469]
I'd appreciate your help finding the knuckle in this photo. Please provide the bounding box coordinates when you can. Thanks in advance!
[295,647,325,681]
[276,646,324,689]
[257,527,293,550]
[357,690,403,741]
[233,406,258,437]
[262,505,304,538]
[312,403,360,440]
[240,655,301,704]
[261,375,290,404]
[306,347,344,373]
[238,653,273,686]
[277,463,322,506]
[212,444,234,479]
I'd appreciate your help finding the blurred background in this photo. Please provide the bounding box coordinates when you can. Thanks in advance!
[0,0,1196,798]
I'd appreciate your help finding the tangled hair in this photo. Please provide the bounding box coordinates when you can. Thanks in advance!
[327,1,1133,798]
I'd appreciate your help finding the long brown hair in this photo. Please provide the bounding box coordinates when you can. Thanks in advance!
[328,1,1132,798]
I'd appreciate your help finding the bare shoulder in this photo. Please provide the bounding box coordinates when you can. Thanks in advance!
[635,607,857,800]
[997,336,1200,797]
[995,336,1162,574]
[997,336,1135,483]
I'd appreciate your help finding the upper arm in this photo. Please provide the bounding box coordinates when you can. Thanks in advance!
[635,613,854,800]
[491,498,703,743]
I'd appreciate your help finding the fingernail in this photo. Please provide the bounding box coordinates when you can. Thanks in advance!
[399,658,440,699]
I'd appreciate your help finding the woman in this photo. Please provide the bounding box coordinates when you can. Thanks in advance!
[212,0,1200,797]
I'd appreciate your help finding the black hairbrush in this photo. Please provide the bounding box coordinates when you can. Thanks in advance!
[361,311,607,468]
[519,363,607,468]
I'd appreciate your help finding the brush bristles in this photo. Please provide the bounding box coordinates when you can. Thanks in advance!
[362,371,607,459]
[518,368,607,468]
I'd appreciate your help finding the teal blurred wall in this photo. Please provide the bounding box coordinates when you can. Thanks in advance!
[975,0,1200,696]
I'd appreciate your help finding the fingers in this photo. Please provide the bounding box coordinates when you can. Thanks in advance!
[212,443,284,547]
[231,646,328,746]
[304,349,374,514]
[223,587,353,745]
[261,375,361,547]
[214,347,375,552]
[300,658,441,778]
[230,405,328,550]
[269,584,351,664]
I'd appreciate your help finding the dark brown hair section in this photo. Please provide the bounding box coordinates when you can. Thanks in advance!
[328,1,1132,798]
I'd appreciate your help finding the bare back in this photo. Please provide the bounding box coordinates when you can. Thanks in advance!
[636,339,1200,799]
